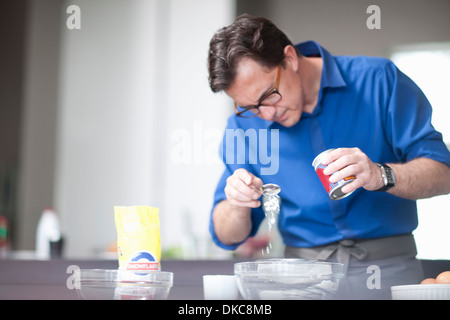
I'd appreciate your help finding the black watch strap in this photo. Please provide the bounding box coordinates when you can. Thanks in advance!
[375,163,396,192]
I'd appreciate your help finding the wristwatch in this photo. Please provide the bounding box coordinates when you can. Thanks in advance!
[375,163,396,192]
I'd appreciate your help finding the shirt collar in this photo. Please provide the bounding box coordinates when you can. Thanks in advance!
[296,40,346,90]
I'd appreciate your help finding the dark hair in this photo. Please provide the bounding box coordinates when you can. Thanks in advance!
[207,14,298,92]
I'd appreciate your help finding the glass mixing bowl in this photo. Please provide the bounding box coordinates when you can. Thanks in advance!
[234,259,344,300]
[75,269,173,300]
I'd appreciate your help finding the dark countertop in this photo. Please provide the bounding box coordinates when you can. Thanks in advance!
[1,258,448,300]
[0,259,239,300]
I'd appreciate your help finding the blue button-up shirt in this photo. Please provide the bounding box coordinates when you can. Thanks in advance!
[210,41,450,250]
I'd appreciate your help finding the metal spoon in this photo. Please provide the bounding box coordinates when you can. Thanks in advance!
[258,183,281,196]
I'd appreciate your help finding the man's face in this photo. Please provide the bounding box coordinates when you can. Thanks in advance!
[225,58,304,127]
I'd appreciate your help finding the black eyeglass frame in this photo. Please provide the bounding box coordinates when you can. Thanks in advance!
[234,64,282,118]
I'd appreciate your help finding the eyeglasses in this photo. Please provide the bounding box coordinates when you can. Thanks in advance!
[234,64,282,118]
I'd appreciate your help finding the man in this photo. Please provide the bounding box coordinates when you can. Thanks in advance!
[207,14,450,299]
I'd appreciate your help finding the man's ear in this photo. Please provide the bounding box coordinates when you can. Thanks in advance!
[283,45,300,71]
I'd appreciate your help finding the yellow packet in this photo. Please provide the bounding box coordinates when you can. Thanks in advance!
[114,206,161,271]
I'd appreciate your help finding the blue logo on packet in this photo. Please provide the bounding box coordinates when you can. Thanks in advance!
[131,251,157,263]
[127,250,159,274]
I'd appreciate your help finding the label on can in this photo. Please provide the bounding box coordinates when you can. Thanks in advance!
[312,149,355,200]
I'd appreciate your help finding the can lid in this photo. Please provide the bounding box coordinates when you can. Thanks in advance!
[312,149,335,168]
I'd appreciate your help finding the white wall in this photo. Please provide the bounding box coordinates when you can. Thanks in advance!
[162,1,235,258]
[55,0,234,258]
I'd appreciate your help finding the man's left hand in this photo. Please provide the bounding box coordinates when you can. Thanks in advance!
[321,147,384,194]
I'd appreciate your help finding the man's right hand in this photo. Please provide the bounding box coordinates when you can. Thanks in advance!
[224,168,264,208]
[212,169,263,245]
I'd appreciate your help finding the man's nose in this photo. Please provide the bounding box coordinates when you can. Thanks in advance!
[258,106,277,119]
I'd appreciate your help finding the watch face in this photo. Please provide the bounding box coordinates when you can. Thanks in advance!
[375,163,395,191]
[384,165,395,186]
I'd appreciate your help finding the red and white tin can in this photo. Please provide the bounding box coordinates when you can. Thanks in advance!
[312,149,356,200]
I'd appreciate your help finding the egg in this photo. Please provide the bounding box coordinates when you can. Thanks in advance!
[420,278,436,284]
[436,271,450,284]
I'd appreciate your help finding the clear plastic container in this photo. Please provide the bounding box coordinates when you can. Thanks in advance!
[234,259,344,300]
[75,269,173,300]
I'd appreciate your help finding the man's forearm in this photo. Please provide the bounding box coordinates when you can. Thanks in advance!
[388,158,450,200]
[212,200,252,246]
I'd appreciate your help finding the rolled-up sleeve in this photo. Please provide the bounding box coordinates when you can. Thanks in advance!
[383,63,450,167]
